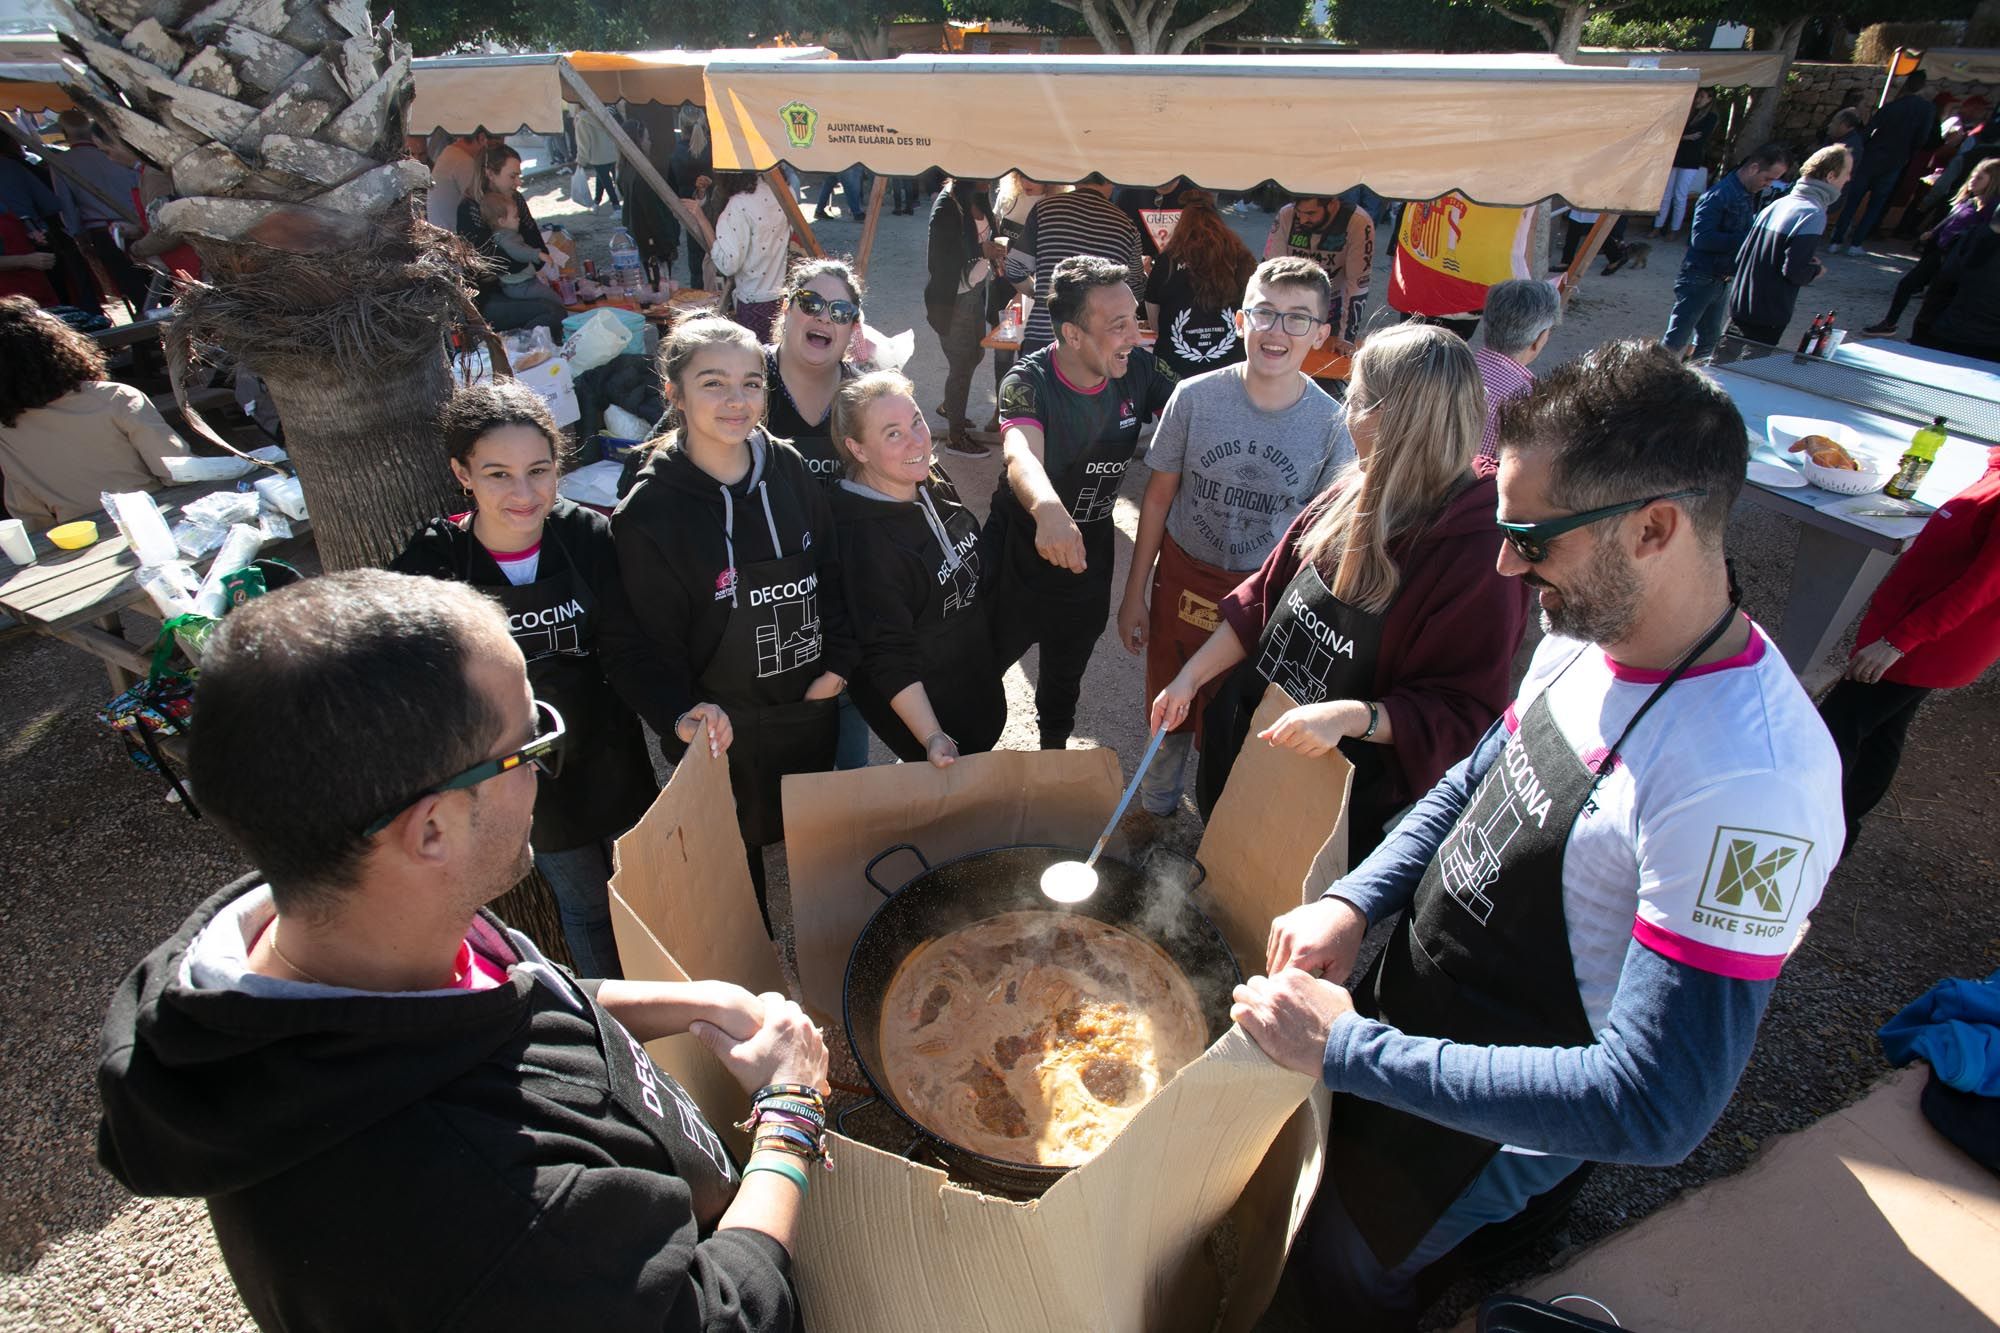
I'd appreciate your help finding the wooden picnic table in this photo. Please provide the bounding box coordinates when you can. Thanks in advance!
[0,478,314,692]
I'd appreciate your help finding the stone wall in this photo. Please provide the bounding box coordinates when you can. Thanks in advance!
[1770,61,1999,151]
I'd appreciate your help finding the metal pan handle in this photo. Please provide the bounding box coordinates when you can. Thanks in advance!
[832,1098,937,1165]
[862,841,930,897]
[835,1096,880,1135]
[1140,843,1208,892]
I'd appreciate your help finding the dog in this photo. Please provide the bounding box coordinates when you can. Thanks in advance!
[1602,241,1651,275]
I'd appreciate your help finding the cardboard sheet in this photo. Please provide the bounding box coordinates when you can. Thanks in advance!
[1197,683,1353,979]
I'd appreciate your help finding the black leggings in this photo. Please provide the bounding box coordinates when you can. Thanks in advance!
[1817,678,1932,856]
[1881,245,1944,326]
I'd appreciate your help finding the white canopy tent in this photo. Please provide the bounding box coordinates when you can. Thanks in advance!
[702,53,1696,212]
[406,48,834,138]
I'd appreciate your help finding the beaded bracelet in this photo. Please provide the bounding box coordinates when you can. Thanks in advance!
[743,1159,810,1194]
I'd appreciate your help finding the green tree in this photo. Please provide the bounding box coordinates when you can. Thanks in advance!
[949,0,1311,54]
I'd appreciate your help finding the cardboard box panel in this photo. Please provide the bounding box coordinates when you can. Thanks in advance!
[612,736,1337,1333]
[1196,683,1354,978]
[795,1029,1317,1333]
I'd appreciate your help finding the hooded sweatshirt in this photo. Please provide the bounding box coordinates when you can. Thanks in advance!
[1729,177,1836,331]
[96,877,795,1333]
[1217,472,1527,810]
[605,429,856,758]
[830,474,997,752]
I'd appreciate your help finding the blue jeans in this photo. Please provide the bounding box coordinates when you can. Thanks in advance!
[1293,1146,1585,1322]
[814,168,867,218]
[1662,270,1732,356]
[1832,168,1902,248]
[836,691,872,770]
[535,840,622,979]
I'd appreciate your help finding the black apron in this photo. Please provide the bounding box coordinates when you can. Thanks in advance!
[479,525,658,853]
[698,492,837,849]
[1198,558,1386,821]
[1327,608,1740,1267]
[860,493,1007,761]
[985,393,1139,607]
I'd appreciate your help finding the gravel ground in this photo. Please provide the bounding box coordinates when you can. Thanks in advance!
[3,184,1995,1332]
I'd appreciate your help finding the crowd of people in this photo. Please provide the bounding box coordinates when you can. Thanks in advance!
[1,66,1993,1333]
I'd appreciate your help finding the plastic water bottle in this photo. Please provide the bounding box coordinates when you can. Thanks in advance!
[608,227,642,299]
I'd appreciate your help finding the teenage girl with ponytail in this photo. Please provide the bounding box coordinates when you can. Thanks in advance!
[606,316,857,927]
[1151,323,1527,859]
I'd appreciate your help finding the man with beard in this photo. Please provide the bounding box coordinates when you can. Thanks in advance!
[1227,341,1842,1328]
[94,571,829,1332]
[1264,194,1375,341]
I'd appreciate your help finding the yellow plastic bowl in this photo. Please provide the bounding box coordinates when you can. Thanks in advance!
[47,520,99,549]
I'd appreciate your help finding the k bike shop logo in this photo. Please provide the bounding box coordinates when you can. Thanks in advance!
[779,101,819,150]
[1692,827,1814,940]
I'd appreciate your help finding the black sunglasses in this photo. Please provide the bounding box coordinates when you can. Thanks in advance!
[790,289,861,325]
[1496,489,1708,563]
[362,699,566,837]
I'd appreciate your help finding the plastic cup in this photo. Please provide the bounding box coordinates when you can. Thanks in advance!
[0,518,31,565]
[1820,329,1846,356]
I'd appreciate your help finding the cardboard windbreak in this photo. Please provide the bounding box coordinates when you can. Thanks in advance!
[610,685,1351,1333]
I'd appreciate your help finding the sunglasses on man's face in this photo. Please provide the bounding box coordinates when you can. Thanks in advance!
[362,699,566,837]
[1496,489,1707,564]
[791,289,861,325]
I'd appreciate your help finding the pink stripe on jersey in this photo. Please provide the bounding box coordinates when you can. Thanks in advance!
[1604,617,1765,684]
[1051,360,1108,395]
[1503,703,1520,733]
[1632,916,1785,981]
[998,417,1043,433]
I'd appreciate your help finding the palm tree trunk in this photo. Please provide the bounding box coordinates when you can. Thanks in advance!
[263,343,460,570]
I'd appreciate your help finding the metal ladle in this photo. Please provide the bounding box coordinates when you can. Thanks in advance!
[1040,726,1168,904]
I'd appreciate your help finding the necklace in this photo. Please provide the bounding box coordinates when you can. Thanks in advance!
[268,923,333,987]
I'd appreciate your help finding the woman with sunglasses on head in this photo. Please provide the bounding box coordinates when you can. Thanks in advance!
[391,380,658,977]
[764,258,874,771]
[829,371,1006,767]
[605,317,856,928]
[1151,323,1526,860]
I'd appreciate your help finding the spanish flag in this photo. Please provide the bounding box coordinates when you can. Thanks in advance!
[1388,193,1534,318]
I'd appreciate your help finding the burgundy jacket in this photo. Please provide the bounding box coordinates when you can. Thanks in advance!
[1217,473,1528,810]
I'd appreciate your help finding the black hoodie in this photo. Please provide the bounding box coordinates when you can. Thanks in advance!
[605,430,857,759]
[830,475,1005,760]
[96,878,795,1333]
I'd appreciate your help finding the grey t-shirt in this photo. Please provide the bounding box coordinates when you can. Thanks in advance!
[1146,367,1354,572]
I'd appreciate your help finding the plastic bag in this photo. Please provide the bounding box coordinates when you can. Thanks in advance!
[101,491,179,567]
[135,561,201,620]
[502,325,557,371]
[850,324,916,373]
[172,518,230,558]
[569,165,592,208]
[566,307,637,373]
[162,454,257,483]
[182,489,262,528]
[603,403,652,441]
[253,474,308,521]
[194,524,266,618]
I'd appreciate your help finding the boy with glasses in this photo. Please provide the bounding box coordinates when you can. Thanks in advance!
[1116,258,1355,836]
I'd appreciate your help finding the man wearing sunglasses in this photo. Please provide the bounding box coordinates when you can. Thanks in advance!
[96,571,828,1333]
[1229,341,1843,1326]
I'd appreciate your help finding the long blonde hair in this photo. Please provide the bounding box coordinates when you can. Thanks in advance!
[1953,157,1999,211]
[1295,324,1484,613]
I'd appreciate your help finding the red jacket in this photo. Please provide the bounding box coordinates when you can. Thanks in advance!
[1858,448,2000,689]
[1217,473,1527,811]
